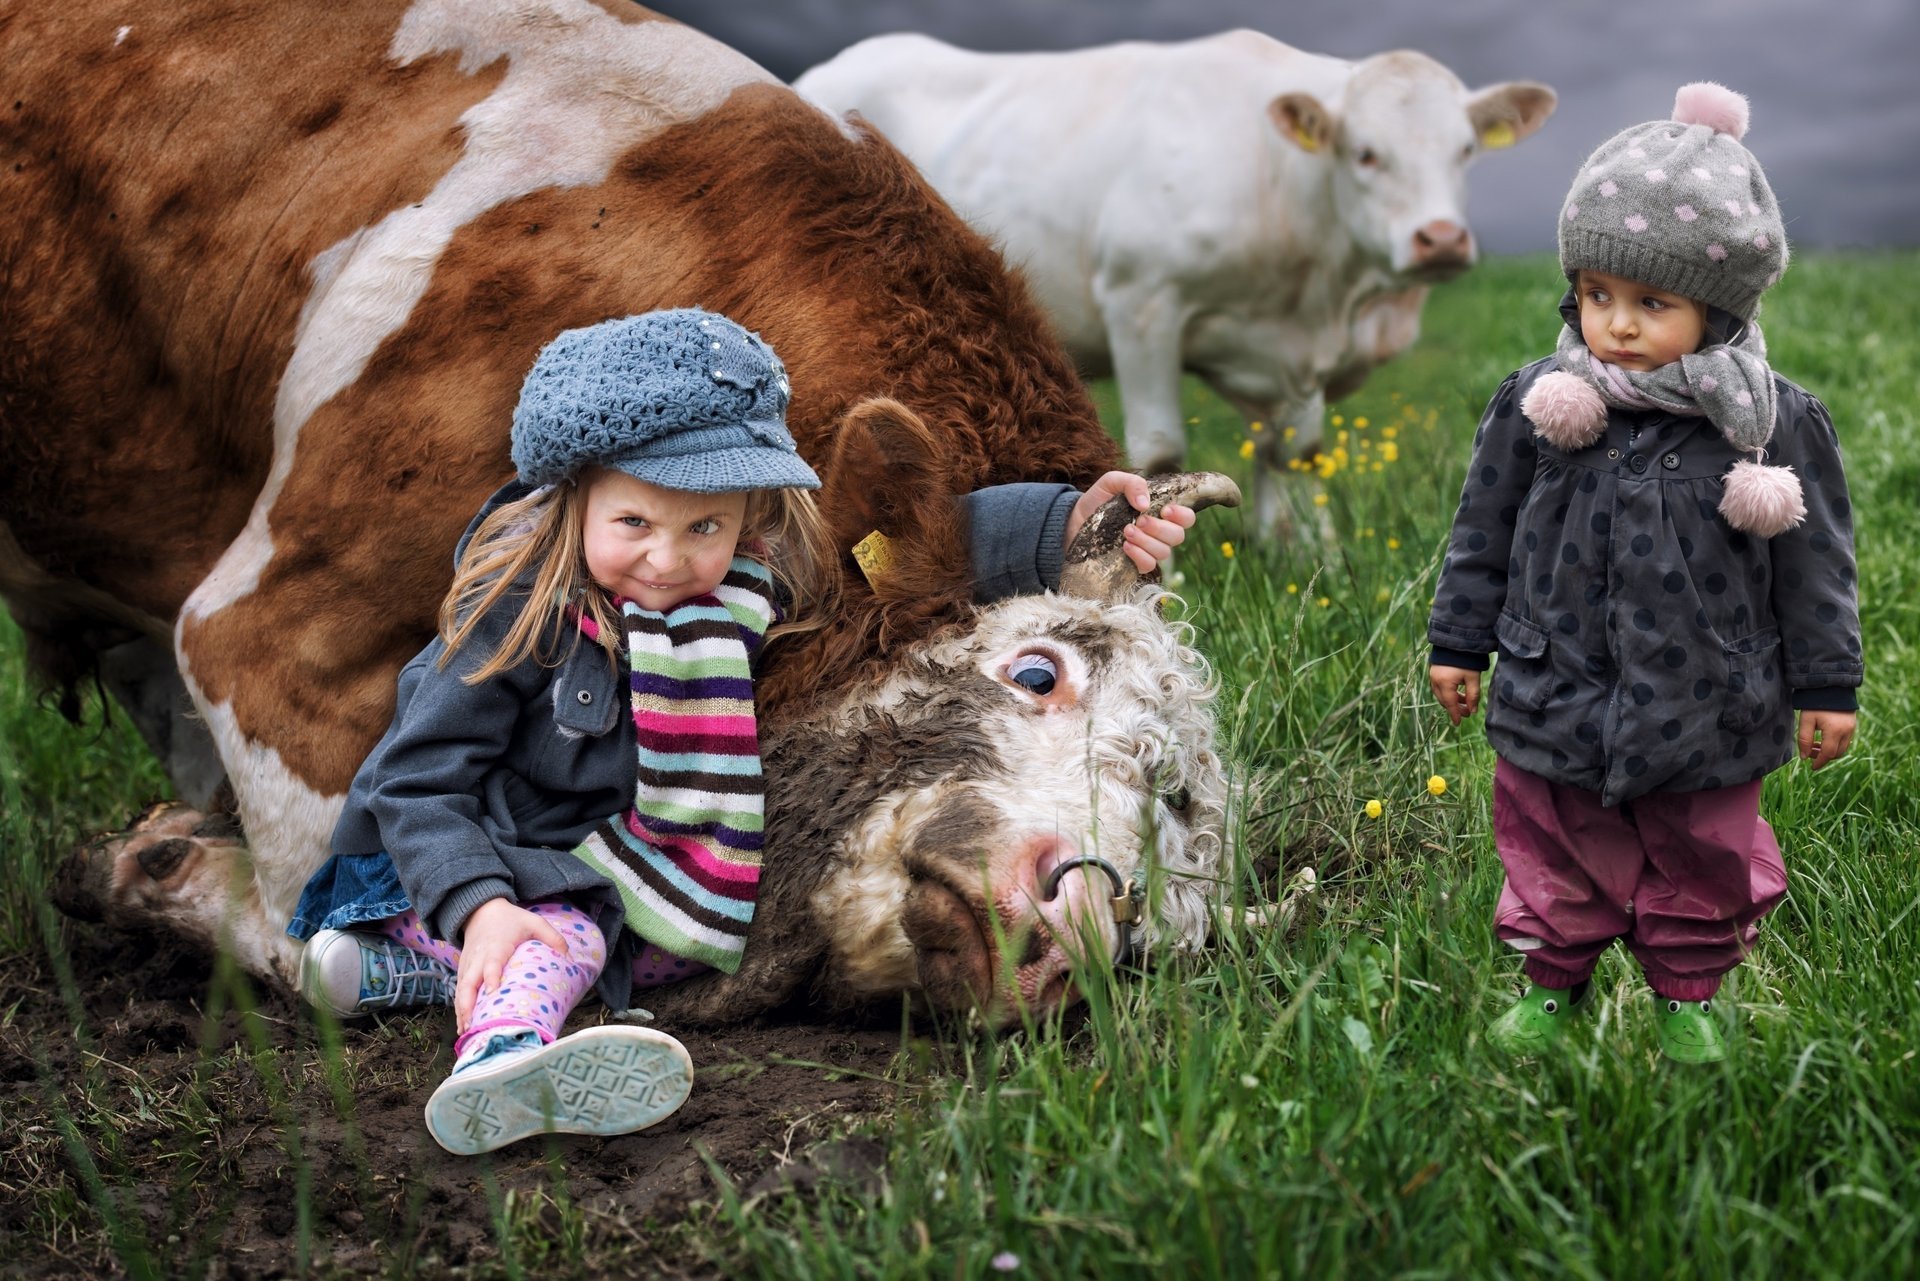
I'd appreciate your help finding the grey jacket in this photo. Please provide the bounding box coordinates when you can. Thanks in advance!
[1429,356,1862,807]
[330,479,1079,1006]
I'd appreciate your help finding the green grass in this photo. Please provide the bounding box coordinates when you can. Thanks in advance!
[5,252,1918,1277]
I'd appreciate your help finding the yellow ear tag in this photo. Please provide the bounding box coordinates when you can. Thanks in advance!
[1480,121,1517,150]
[851,530,893,587]
[1293,126,1320,152]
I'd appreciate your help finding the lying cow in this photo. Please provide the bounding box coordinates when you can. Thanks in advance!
[796,32,1556,534]
[3,0,1239,1024]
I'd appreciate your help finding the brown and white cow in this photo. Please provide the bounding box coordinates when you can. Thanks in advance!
[2,0,1238,1022]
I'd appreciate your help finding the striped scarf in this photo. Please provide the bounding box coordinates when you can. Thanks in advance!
[569,556,776,974]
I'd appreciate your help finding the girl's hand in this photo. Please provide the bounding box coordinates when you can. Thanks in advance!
[1065,472,1197,575]
[1797,709,1858,770]
[1429,665,1482,725]
[454,897,570,1032]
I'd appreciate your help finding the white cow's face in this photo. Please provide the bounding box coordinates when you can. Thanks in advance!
[798,590,1231,1022]
[1288,52,1555,282]
[1331,54,1482,279]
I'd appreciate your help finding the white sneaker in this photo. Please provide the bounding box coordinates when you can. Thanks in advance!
[300,928,454,1018]
[423,1024,694,1155]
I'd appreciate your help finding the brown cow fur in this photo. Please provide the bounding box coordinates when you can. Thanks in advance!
[3,4,1117,799]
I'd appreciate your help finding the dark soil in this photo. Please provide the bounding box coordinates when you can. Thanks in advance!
[0,920,906,1279]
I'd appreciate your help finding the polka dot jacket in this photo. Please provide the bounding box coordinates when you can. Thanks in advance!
[1428,356,1862,806]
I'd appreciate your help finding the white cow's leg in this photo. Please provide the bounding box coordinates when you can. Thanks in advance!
[1252,391,1327,539]
[1098,282,1191,474]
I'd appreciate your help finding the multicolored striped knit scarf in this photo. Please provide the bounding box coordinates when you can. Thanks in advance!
[569,556,776,974]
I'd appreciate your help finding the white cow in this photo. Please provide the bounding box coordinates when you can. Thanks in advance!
[796,31,1555,534]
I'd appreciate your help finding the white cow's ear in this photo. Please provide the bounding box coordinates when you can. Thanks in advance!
[1467,81,1557,151]
[1268,92,1334,155]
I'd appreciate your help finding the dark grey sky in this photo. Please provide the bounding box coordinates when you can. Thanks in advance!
[647,0,1918,252]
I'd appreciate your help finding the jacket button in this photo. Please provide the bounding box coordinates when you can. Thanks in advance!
[1629,454,1649,474]
[1662,452,1681,470]
[1606,448,1621,460]
[576,690,593,705]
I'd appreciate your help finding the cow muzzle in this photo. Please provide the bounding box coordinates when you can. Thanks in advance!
[1408,219,1474,278]
[1041,854,1143,967]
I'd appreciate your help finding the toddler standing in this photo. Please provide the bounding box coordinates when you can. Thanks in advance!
[1427,84,1862,1062]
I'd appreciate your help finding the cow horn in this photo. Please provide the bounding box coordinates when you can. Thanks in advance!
[1058,471,1242,602]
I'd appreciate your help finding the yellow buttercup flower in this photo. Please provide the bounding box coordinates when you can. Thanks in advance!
[1239,439,1256,460]
[1387,537,1401,550]
[1250,420,1265,433]
[1317,596,1331,608]
[1364,799,1384,819]
[1220,541,1235,559]
[1286,583,1299,594]
[1427,775,1448,797]
[1331,414,1345,427]
[1313,492,1330,507]
[1354,416,1370,429]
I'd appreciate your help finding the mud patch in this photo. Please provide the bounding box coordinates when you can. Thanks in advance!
[0,921,905,1278]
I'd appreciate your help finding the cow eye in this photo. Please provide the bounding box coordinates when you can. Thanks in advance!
[1163,784,1192,813]
[1356,146,1379,168]
[1008,653,1057,695]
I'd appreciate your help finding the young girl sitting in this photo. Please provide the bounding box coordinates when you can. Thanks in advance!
[288,307,1194,1153]
[1426,84,1862,1063]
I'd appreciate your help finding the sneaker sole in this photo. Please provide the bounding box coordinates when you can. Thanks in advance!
[424,1025,693,1155]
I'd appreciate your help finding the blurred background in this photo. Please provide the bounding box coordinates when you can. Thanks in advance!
[648,0,1918,253]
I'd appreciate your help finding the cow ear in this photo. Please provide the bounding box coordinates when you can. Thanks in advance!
[1468,81,1557,150]
[822,397,950,539]
[1269,92,1334,154]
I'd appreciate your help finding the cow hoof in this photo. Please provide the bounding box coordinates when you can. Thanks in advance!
[1244,866,1319,935]
[52,802,247,925]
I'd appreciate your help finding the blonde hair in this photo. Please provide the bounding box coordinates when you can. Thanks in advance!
[440,475,841,685]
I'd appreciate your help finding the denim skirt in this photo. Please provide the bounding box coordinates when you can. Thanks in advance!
[286,851,411,941]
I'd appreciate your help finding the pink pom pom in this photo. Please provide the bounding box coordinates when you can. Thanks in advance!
[1673,82,1750,141]
[1719,460,1805,536]
[1522,372,1609,450]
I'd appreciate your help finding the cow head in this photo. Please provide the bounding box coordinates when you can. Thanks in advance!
[773,400,1239,1025]
[1270,52,1555,280]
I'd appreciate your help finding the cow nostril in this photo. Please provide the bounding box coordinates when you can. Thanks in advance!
[1034,843,1065,899]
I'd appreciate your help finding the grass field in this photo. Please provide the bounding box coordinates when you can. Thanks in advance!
[4,252,1918,1278]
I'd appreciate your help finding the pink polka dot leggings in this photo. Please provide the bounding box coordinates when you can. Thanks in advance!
[378,900,605,1058]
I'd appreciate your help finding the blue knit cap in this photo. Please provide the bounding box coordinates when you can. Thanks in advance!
[510,309,821,494]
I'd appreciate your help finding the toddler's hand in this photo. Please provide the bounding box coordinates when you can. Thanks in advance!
[1429,665,1482,726]
[1065,471,1197,575]
[454,897,570,1032]
[1797,709,1858,770]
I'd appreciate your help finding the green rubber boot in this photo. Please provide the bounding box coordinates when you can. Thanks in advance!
[1655,996,1728,1063]
[1486,983,1589,1055]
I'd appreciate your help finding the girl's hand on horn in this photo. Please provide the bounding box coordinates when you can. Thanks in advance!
[1067,471,1197,575]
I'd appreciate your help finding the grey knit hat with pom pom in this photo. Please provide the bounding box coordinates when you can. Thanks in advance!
[511,309,821,494]
[1559,82,1786,320]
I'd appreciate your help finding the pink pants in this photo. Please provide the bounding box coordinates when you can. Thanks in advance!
[379,901,714,1057]
[1492,759,1787,1001]
[380,902,607,1058]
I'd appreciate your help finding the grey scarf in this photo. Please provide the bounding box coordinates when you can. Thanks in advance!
[1553,316,1775,459]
